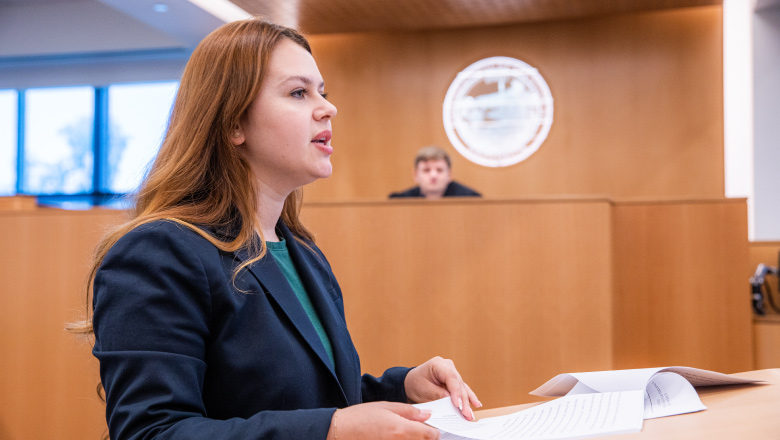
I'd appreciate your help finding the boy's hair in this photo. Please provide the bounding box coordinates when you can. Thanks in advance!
[414,145,451,168]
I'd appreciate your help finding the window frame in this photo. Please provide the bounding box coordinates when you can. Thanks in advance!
[1,82,176,207]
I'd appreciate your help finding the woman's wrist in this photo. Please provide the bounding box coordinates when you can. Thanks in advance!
[328,408,340,440]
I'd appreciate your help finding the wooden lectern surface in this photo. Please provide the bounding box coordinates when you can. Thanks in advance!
[476,369,780,439]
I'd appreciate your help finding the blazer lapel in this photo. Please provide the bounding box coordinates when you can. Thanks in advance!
[235,245,340,381]
[278,223,362,405]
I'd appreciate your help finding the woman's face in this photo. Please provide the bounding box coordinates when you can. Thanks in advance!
[235,38,337,196]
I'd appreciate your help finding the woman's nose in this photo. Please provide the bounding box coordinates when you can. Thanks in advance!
[315,97,337,120]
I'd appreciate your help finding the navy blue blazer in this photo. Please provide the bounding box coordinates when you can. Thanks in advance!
[92,220,410,440]
[388,181,481,198]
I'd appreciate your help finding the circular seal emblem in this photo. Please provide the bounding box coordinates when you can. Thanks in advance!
[442,56,554,167]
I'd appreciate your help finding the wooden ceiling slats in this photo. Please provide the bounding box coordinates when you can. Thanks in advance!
[230,0,721,34]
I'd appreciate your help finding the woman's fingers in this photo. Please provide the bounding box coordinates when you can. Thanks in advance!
[405,356,481,421]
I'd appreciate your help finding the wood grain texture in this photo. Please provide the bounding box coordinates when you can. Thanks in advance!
[0,196,37,210]
[302,6,724,202]
[0,209,123,440]
[611,198,752,372]
[754,316,780,369]
[301,198,616,407]
[0,197,750,437]
[229,0,720,34]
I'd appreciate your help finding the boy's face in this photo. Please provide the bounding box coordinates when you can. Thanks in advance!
[414,159,452,197]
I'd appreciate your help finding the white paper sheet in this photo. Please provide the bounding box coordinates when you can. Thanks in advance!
[531,366,760,397]
[414,391,644,440]
[641,372,706,419]
[529,366,760,420]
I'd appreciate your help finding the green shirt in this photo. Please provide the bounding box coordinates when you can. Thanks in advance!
[266,239,335,369]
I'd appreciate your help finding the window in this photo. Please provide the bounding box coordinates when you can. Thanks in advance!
[23,86,95,194]
[0,81,178,203]
[0,90,17,196]
[105,81,177,193]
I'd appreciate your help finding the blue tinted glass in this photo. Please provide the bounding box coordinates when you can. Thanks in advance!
[24,86,94,194]
[105,81,178,193]
[0,90,18,196]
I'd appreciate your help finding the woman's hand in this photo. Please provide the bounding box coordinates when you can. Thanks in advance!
[326,402,439,439]
[404,356,482,420]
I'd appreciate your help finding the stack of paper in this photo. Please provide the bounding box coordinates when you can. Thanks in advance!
[415,366,761,440]
[531,366,761,419]
[416,391,644,440]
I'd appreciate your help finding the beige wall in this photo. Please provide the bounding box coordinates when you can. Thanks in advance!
[305,6,723,201]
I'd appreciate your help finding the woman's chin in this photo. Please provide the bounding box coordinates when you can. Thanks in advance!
[315,163,333,179]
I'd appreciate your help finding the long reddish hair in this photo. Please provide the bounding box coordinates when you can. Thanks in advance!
[69,18,315,335]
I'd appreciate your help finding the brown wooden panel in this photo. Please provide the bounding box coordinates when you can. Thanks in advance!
[754,317,780,369]
[301,198,615,407]
[0,209,123,440]
[0,196,37,210]
[611,198,752,372]
[749,241,780,271]
[0,196,751,437]
[303,6,723,202]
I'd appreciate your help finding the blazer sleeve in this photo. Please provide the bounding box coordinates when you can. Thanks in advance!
[362,367,412,403]
[92,221,335,440]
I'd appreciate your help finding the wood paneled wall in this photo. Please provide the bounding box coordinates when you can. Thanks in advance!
[304,6,723,201]
[301,197,752,411]
[0,196,750,438]
[0,196,37,210]
[0,4,732,438]
[301,198,616,407]
[0,208,124,440]
[611,198,752,370]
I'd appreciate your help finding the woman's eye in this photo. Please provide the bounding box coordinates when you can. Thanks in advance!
[320,92,329,100]
[291,89,306,98]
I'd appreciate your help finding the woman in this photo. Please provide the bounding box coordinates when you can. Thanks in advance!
[80,18,480,440]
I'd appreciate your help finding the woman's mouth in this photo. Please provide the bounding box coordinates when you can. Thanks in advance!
[312,130,333,154]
